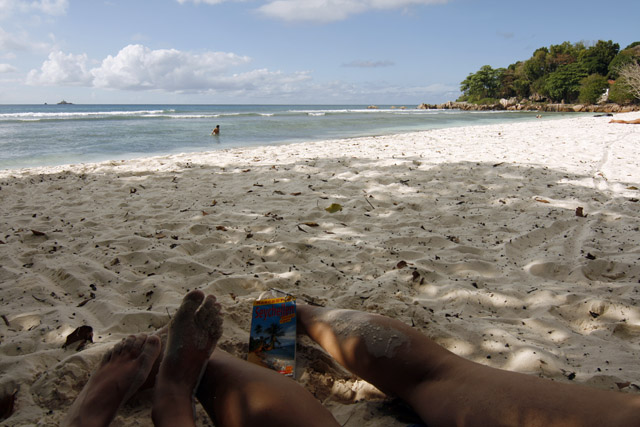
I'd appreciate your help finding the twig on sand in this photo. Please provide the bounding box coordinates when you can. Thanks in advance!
[362,190,375,210]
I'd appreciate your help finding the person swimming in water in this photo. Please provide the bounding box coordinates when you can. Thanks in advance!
[211,125,220,135]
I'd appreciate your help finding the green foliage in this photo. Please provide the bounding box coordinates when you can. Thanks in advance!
[459,39,639,105]
[548,41,585,71]
[578,74,609,104]
[523,48,549,81]
[608,80,635,104]
[544,63,588,102]
[578,40,619,76]
[509,62,531,98]
[608,43,640,79]
[458,65,505,102]
[530,77,548,99]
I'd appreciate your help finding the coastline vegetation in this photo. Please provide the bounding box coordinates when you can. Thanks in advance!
[458,40,640,106]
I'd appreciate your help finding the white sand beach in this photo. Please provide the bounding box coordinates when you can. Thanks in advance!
[1,112,640,426]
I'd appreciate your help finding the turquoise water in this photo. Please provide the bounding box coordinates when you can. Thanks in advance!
[0,104,569,170]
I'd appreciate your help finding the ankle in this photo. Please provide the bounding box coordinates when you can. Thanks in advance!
[154,379,194,401]
[152,391,195,426]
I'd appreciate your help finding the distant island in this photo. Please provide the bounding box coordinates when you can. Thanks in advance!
[57,100,73,105]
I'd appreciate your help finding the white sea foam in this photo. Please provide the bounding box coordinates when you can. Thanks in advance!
[0,104,567,170]
[0,110,166,120]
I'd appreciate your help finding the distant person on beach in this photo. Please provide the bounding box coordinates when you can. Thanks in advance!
[610,118,640,124]
[65,291,640,426]
[211,125,220,135]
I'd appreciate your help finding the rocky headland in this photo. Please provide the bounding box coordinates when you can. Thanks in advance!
[418,99,640,113]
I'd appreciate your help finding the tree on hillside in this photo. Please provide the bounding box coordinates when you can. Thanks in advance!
[579,40,619,76]
[608,44,640,79]
[578,74,609,104]
[617,62,640,100]
[458,39,639,105]
[510,62,532,98]
[548,41,585,71]
[523,48,549,82]
[608,81,635,104]
[458,65,505,102]
[544,62,588,102]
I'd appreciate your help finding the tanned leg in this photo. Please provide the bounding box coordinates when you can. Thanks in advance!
[196,349,340,427]
[151,290,223,427]
[610,118,640,124]
[297,304,640,427]
[63,334,161,427]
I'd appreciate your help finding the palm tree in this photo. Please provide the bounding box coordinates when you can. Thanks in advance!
[254,324,263,336]
[264,322,285,351]
[250,324,266,352]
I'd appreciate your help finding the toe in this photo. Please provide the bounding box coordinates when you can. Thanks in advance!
[101,348,115,365]
[195,297,223,341]
[175,290,205,319]
[195,295,221,326]
[139,335,162,366]
[121,335,137,354]
[131,334,148,354]
[113,337,129,355]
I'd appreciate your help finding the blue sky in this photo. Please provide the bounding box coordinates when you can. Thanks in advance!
[0,0,638,104]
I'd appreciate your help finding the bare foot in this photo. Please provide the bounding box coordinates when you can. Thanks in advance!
[64,334,161,427]
[138,325,168,391]
[152,290,223,427]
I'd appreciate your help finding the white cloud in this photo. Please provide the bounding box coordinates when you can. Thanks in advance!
[0,0,68,18]
[0,27,23,51]
[31,0,69,15]
[0,63,17,73]
[26,50,92,85]
[91,44,251,91]
[0,0,17,17]
[24,44,460,102]
[0,26,51,52]
[273,79,458,104]
[26,44,312,96]
[210,68,311,96]
[175,0,449,23]
[257,0,449,23]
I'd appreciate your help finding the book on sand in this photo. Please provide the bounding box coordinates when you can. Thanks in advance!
[247,295,296,377]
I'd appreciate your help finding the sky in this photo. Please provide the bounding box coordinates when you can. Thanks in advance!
[0,0,638,105]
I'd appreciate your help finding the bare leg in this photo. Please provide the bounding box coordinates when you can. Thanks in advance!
[298,304,640,427]
[152,290,223,427]
[64,334,161,427]
[610,118,640,124]
[196,349,340,427]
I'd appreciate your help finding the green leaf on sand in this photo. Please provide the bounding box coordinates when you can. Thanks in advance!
[325,203,343,213]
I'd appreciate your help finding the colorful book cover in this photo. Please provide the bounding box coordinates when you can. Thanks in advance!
[247,296,296,377]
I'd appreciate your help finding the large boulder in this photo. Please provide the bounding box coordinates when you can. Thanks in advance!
[500,97,518,108]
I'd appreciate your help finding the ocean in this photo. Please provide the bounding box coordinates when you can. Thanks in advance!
[0,104,571,170]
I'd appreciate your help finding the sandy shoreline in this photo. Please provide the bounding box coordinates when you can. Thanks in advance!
[1,112,640,425]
